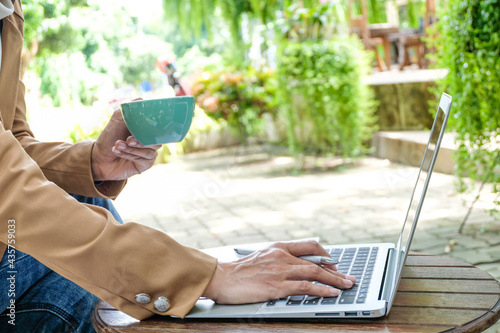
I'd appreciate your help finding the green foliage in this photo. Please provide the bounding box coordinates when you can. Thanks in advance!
[275,0,348,42]
[404,0,425,29]
[38,53,114,107]
[23,0,176,106]
[119,35,174,86]
[248,0,279,24]
[276,37,377,158]
[273,2,377,159]
[158,106,226,163]
[163,0,250,65]
[395,0,427,30]
[69,2,173,89]
[192,67,278,141]
[176,46,225,77]
[430,0,499,216]
[23,0,88,53]
[170,0,377,160]
[68,122,104,143]
[22,2,44,49]
[366,0,387,24]
[162,0,284,66]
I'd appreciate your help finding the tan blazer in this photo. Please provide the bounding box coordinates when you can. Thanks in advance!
[0,0,216,320]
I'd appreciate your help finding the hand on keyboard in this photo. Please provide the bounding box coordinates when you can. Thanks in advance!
[202,239,356,304]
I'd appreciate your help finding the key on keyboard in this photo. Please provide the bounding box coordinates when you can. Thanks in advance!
[265,246,379,307]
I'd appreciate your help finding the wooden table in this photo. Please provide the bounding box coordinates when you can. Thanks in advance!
[93,253,500,332]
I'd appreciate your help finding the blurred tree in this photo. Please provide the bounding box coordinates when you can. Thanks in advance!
[429,0,500,225]
[22,0,88,76]
[22,0,175,106]
[162,0,392,63]
[275,2,376,160]
[162,0,283,65]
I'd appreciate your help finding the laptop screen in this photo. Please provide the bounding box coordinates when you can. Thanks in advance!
[399,104,447,255]
[388,93,452,308]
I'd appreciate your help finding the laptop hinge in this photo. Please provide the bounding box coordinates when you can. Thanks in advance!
[379,248,397,302]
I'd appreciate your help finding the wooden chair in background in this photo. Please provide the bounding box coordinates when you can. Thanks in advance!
[398,0,437,70]
[398,30,425,70]
[348,0,386,71]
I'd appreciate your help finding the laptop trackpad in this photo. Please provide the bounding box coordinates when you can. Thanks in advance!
[186,299,262,318]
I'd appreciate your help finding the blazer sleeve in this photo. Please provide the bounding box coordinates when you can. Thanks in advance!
[11,80,125,199]
[0,121,218,319]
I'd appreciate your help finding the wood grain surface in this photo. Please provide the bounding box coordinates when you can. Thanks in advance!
[93,253,500,332]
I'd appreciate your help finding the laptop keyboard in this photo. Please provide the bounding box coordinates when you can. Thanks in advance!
[265,247,378,307]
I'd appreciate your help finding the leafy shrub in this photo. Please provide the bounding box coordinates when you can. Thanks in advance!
[176,45,225,77]
[276,37,377,158]
[429,0,499,217]
[38,53,114,107]
[192,67,278,141]
[157,106,230,163]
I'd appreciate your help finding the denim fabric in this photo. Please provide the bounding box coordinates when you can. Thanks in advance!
[69,194,124,224]
[0,195,123,332]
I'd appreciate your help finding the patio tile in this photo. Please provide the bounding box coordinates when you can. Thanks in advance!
[114,148,500,273]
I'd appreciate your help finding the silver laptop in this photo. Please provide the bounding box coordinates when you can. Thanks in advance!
[187,93,453,319]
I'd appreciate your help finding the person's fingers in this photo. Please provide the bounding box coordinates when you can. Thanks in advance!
[279,240,331,258]
[276,280,341,299]
[113,141,159,160]
[287,263,355,289]
[256,249,355,288]
[258,244,346,279]
[322,263,338,271]
[125,136,162,150]
[112,146,158,162]
[204,247,357,305]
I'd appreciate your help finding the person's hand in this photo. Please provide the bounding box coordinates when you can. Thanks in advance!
[91,109,162,181]
[202,240,356,304]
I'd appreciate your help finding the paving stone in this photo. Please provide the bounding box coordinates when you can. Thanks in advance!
[113,148,500,276]
[174,236,203,249]
[411,234,448,252]
[197,238,225,249]
[317,229,350,244]
[476,263,500,280]
[424,225,462,236]
[206,216,246,231]
[484,246,500,261]
[449,250,495,265]
[420,246,447,256]
[261,231,295,242]
[452,238,491,251]
[244,212,285,227]
[164,230,190,240]
[228,235,270,245]
[188,227,214,238]
[370,226,401,238]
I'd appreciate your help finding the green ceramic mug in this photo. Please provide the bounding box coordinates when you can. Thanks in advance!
[121,96,195,145]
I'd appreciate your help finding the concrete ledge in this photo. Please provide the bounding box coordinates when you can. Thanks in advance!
[365,68,448,86]
[366,68,448,131]
[373,131,457,174]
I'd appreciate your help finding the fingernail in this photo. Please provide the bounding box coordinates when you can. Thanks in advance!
[329,287,340,296]
[118,143,127,150]
[343,279,353,288]
[130,139,138,146]
[346,275,356,282]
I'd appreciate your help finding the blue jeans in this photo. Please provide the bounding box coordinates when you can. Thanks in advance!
[0,195,123,332]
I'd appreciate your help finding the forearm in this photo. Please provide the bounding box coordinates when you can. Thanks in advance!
[11,80,125,198]
[0,126,217,319]
[17,134,125,198]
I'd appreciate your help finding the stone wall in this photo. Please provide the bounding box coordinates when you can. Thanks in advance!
[370,81,436,131]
